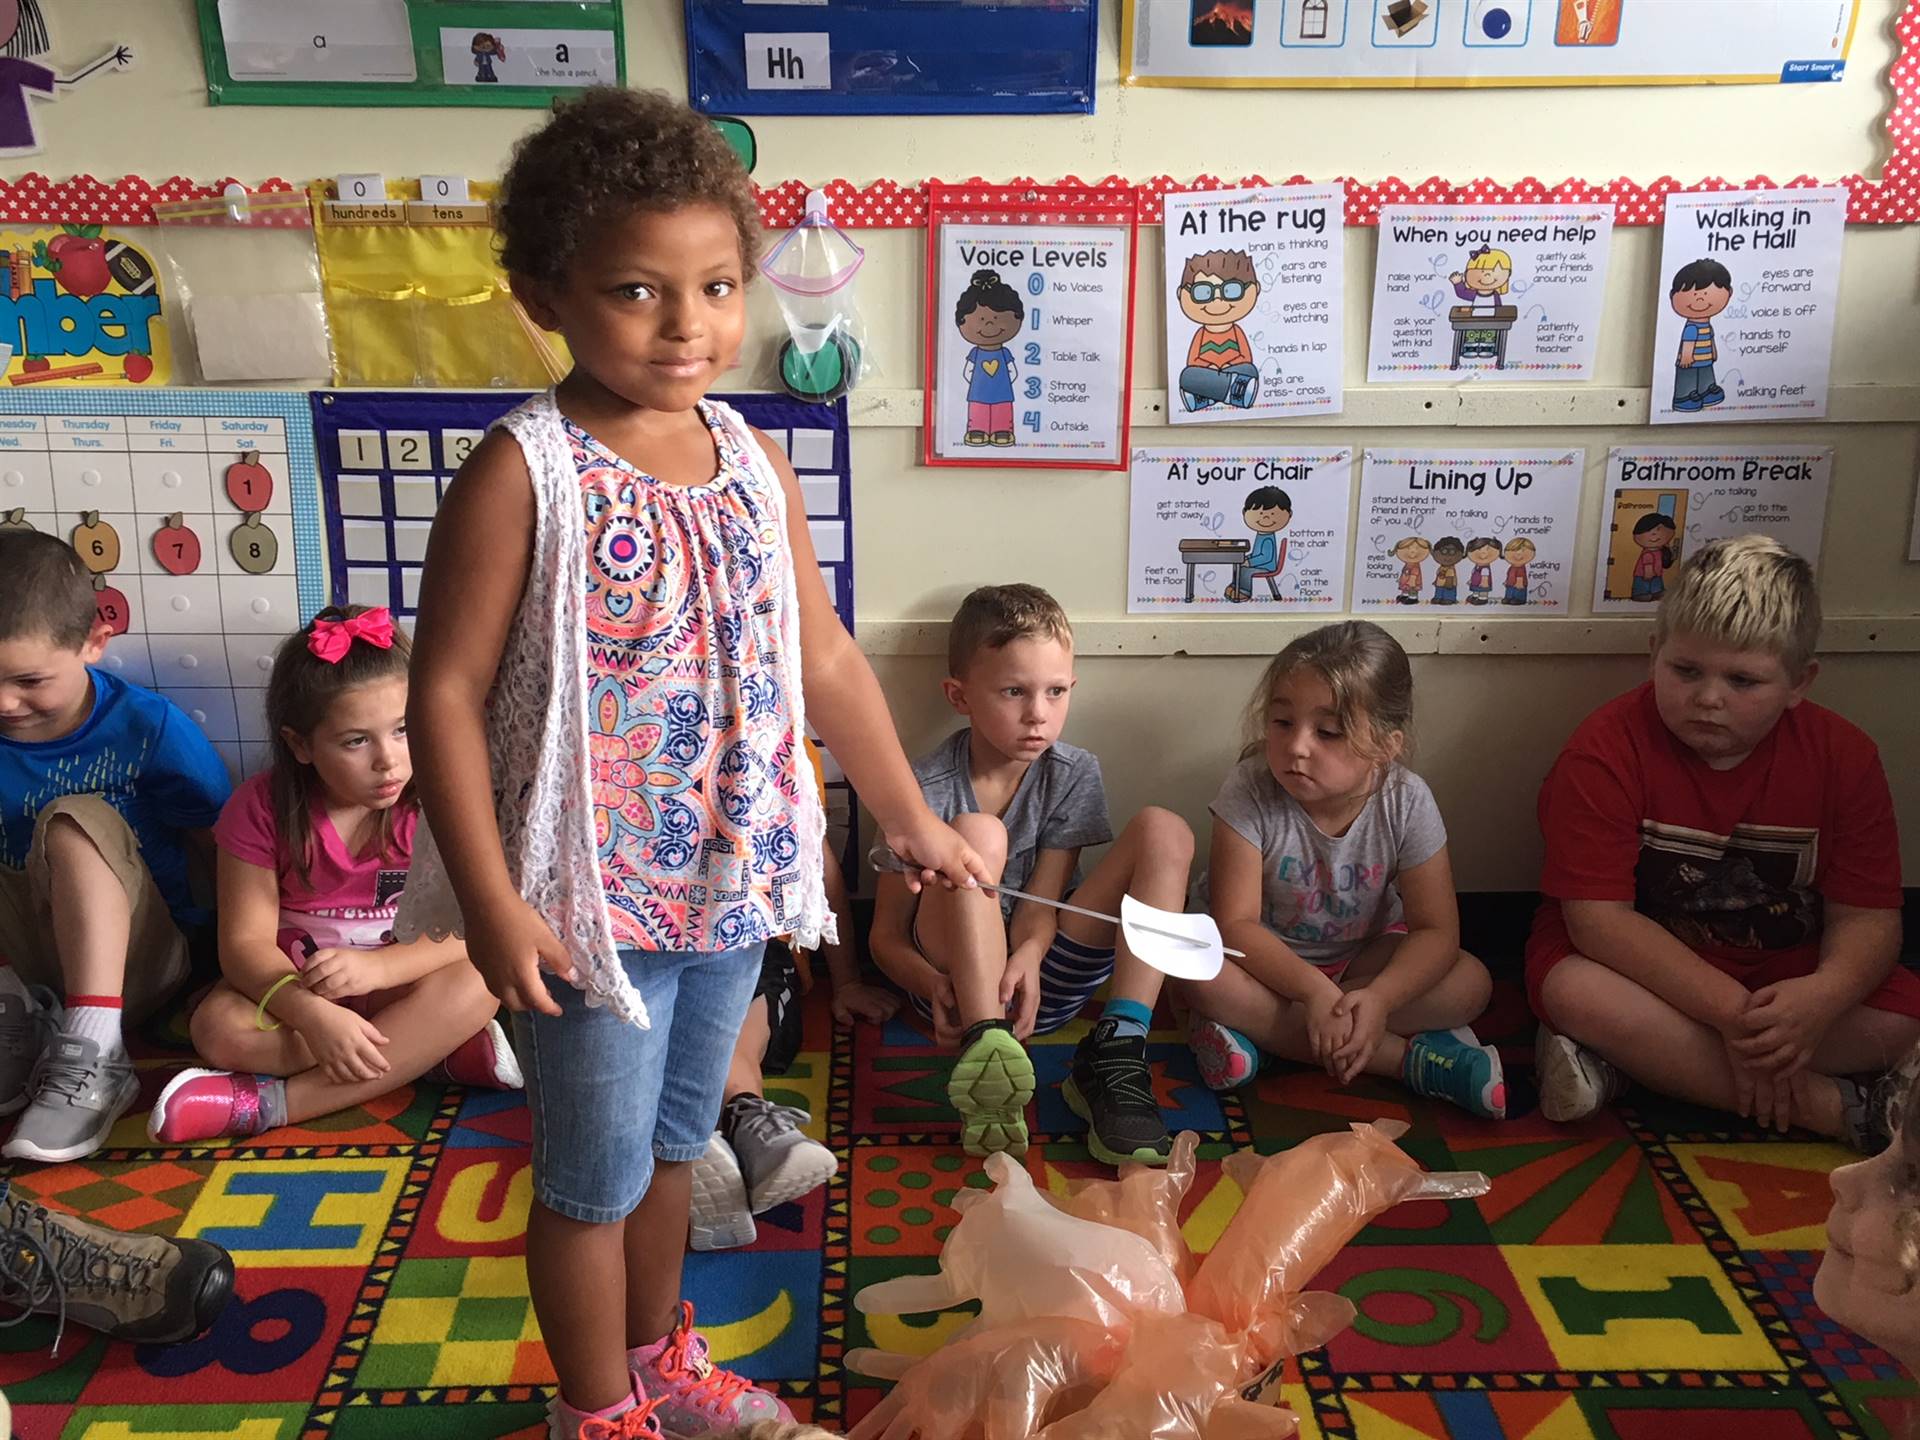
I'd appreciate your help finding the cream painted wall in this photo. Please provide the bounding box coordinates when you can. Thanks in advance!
[22,0,1920,889]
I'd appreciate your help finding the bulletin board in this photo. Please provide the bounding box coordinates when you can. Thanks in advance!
[0,389,324,776]
[197,0,625,108]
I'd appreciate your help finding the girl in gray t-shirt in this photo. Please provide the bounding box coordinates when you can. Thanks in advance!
[1186,621,1508,1120]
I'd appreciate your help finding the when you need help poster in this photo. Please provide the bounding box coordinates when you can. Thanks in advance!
[1593,447,1831,612]
[1127,446,1352,612]
[1649,188,1846,425]
[0,228,169,386]
[1367,205,1613,383]
[931,223,1131,465]
[1354,448,1583,612]
[1162,185,1343,421]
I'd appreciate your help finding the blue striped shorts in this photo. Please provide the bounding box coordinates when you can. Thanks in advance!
[908,928,1117,1037]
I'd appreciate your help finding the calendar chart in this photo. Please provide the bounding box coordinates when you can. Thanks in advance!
[0,390,324,777]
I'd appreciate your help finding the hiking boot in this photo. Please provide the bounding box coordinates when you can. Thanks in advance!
[425,1019,524,1089]
[147,1069,285,1145]
[1189,1017,1261,1092]
[629,1300,792,1436]
[722,1094,837,1213]
[2,1034,139,1163]
[1535,1023,1628,1124]
[0,1184,234,1346]
[1404,1027,1507,1120]
[0,986,60,1117]
[687,1133,756,1253]
[1063,1018,1172,1167]
[948,1020,1034,1157]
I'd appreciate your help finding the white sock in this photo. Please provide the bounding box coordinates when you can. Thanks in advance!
[61,1001,125,1058]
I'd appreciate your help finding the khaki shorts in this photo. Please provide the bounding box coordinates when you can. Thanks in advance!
[0,794,189,1025]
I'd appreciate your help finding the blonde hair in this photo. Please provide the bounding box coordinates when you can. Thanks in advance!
[947,583,1073,677]
[723,1426,839,1440]
[1240,621,1414,767]
[1653,534,1821,676]
[1465,247,1513,292]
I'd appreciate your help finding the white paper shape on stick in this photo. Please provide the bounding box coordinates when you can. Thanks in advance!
[1120,895,1225,982]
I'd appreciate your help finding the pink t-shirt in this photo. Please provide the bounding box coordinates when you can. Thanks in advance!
[214,772,418,964]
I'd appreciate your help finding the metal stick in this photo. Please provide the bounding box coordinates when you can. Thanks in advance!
[982,881,1246,960]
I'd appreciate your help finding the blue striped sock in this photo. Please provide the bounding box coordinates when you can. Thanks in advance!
[1100,997,1152,1040]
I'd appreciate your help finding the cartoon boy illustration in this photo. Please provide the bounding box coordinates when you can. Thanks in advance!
[1630,512,1678,602]
[1429,536,1465,605]
[471,32,506,83]
[1227,485,1291,602]
[1392,535,1430,605]
[1449,246,1512,364]
[956,269,1024,447]
[1465,536,1500,605]
[0,0,131,157]
[1670,259,1732,413]
[1177,249,1261,413]
[1503,535,1537,605]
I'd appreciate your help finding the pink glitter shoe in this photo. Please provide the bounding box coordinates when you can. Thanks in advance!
[628,1301,791,1436]
[146,1068,284,1144]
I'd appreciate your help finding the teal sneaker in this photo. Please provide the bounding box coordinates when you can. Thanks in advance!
[1403,1027,1507,1119]
[1189,1018,1261,1092]
[948,1021,1034,1157]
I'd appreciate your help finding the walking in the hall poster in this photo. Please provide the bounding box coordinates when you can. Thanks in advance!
[924,184,1138,470]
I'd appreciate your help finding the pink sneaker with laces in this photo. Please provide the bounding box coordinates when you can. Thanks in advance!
[546,1391,666,1440]
[147,1068,284,1144]
[425,1019,524,1090]
[628,1301,792,1436]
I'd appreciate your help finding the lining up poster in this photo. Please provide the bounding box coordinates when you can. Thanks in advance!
[1123,1,1859,88]
[925,186,1136,469]
[1649,187,1847,426]
[1367,205,1613,383]
[1126,446,1352,612]
[1593,447,1831,612]
[1162,185,1344,422]
[1354,448,1583,612]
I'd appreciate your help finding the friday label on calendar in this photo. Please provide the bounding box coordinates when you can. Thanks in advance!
[930,224,1132,465]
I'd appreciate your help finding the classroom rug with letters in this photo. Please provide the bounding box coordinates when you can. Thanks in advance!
[0,974,1912,1440]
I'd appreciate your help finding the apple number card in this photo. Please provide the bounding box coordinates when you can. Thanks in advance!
[0,390,323,775]
[924,183,1138,470]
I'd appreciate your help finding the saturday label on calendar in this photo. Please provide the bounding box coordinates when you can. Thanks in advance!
[930,223,1132,466]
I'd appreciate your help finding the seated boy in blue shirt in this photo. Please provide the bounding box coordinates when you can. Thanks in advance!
[0,531,231,1163]
[869,584,1195,1167]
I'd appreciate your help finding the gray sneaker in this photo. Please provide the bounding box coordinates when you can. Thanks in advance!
[2,1034,139,1164]
[0,1185,235,1347]
[688,1132,756,1253]
[0,987,61,1117]
[723,1094,838,1214]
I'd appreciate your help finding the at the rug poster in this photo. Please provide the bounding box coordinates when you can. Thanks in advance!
[1593,447,1831,612]
[930,222,1131,466]
[1354,448,1583,612]
[1127,445,1352,612]
[1162,185,1343,421]
[1649,187,1846,425]
[1366,204,1613,383]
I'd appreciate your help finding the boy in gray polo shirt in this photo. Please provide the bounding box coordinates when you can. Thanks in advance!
[870,584,1195,1165]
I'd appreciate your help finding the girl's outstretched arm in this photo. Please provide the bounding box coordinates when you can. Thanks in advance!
[754,427,989,894]
[407,430,572,1016]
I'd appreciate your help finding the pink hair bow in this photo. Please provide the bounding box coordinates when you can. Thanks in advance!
[307,607,395,664]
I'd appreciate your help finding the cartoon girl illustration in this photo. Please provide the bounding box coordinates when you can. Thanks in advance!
[471,32,506,83]
[1392,535,1430,605]
[1630,512,1678,602]
[955,268,1024,447]
[1503,535,1537,605]
[0,0,131,158]
[1449,245,1513,365]
[1465,536,1500,605]
[1430,536,1465,605]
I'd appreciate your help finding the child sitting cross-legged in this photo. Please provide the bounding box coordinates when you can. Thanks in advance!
[1531,536,1920,1147]
[1183,621,1506,1119]
[147,607,518,1145]
[870,583,1195,1166]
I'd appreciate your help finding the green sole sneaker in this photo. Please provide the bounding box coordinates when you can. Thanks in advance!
[949,1026,1035,1157]
[1061,1074,1174,1169]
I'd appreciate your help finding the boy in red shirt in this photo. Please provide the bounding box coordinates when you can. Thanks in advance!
[1529,536,1917,1150]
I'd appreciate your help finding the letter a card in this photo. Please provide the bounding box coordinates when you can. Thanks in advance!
[1353,448,1583,613]
[1650,188,1845,425]
[924,183,1138,469]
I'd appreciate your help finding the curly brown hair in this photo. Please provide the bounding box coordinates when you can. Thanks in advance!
[496,87,762,288]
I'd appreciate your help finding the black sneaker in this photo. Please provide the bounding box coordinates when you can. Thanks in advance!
[1062,1018,1173,1167]
[0,1186,235,1348]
